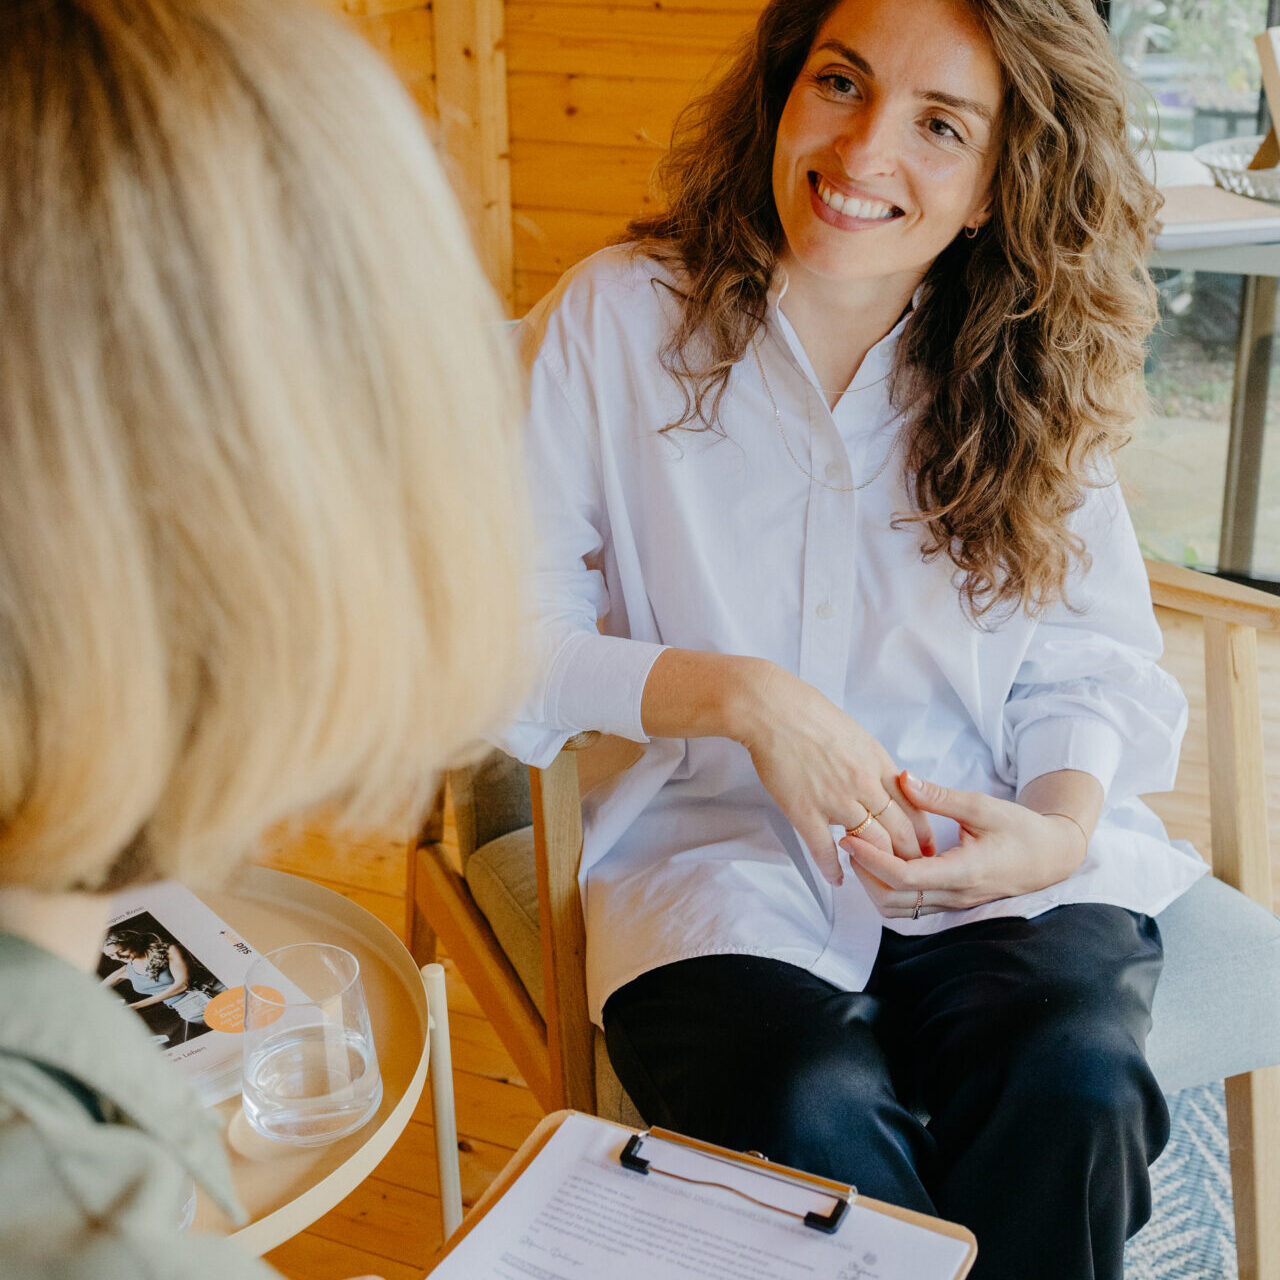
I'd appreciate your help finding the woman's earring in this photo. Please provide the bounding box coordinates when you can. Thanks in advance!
[964,224,980,239]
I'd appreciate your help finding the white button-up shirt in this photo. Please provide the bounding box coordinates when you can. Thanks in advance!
[503,246,1207,1025]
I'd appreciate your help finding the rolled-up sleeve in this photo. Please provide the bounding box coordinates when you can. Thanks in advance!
[1001,479,1188,805]
[499,308,667,768]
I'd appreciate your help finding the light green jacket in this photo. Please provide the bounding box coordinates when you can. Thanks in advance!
[0,932,280,1278]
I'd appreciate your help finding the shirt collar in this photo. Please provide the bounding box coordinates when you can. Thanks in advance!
[0,931,243,1219]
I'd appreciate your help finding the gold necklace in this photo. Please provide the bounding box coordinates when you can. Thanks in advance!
[751,337,896,494]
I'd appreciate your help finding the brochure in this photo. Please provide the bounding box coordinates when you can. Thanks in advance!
[97,880,290,1105]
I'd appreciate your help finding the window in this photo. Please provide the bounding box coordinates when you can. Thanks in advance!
[1109,0,1280,588]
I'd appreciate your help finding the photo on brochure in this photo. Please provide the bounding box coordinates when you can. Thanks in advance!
[97,908,229,1050]
[99,881,297,1105]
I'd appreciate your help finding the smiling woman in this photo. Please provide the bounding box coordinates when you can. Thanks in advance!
[632,0,1159,619]
[503,2,1195,1280]
[770,3,1002,328]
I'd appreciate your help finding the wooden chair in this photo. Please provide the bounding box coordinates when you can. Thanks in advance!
[407,559,1280,1280]
[407,731,637,1119]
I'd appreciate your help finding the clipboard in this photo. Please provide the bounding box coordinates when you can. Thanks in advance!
[619,1125,854,1233]
[429,1110,978,1279]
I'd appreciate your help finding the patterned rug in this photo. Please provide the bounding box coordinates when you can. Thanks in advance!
[1124,1082,1237,1280]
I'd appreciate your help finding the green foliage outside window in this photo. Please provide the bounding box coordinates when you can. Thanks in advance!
[1112,0,1262,99]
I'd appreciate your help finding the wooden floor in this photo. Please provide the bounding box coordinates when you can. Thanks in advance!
[254,824,544,1280]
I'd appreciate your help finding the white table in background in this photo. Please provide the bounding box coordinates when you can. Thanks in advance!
[1150,153,1280,579]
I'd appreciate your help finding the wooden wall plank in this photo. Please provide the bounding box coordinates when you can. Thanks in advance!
[520,0,762,9]
[435,0,515,310]
[514,270,563,313]
[335,0,519,312]
[508,72,692,147]
[503,3,766,308]
[510,139,662,216]
[514,208,627,275]
[506,4,753,82]
[344,7,436,117]
[341,0,428,17]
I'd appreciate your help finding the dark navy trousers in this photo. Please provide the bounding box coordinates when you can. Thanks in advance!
[602,905,1168,1280]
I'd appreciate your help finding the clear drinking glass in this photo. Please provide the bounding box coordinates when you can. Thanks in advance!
[241,943,382,1146]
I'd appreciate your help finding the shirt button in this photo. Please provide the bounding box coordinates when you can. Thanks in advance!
[824,462,842,481]
[816,602,834,620]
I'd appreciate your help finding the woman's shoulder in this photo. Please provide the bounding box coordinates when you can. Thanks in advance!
[538,242,684,313]
[0,1070,274,1279]
[518,243,685,370]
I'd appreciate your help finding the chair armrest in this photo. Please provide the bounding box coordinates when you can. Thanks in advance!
[1146,558,1280,631]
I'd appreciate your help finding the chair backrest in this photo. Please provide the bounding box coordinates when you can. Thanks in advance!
[450,750,531,871]
[530,737,598,1112]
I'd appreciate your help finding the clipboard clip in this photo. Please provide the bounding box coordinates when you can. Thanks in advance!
[619,1127,854,1234]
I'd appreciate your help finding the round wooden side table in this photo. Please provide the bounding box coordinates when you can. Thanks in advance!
[192,865,431,1255]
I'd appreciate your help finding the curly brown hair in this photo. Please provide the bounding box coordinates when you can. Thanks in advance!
[104,928,172,979]
[628,0,1160,618]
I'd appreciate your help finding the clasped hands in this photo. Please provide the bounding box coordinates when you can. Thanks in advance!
[842,774,1089,917]
[741,667,1091,915]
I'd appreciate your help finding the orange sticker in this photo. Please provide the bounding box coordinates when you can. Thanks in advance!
[205,985,284,1033]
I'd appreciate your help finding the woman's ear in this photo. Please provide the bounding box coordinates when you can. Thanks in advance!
[966,196,995,235]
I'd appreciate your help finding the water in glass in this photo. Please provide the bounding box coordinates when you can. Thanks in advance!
[241,943,382,1146]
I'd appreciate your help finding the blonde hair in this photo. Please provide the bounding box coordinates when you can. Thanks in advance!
[0,0,528,890]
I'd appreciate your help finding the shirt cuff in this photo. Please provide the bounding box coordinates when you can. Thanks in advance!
[499,723,574,770]
[1013,716,1124,798]
[547,631,668,744]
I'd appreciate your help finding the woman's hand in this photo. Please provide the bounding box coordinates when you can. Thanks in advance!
[736,665,936,885]
[640,649,934,885]
[842,771,1091,915]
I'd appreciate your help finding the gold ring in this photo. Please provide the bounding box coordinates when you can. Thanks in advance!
[848,796,893,839]
[912,890,925,920]
[847,811,875,838]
